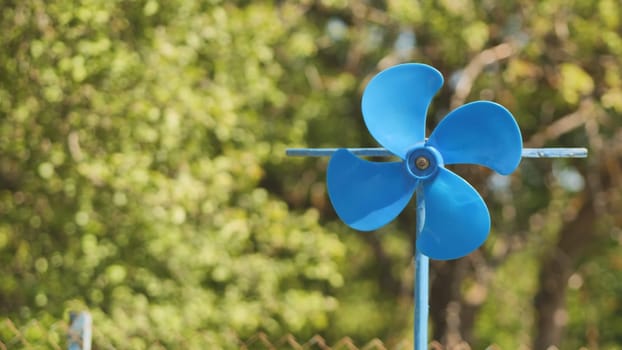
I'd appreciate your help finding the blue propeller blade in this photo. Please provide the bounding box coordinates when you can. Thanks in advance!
[427,101,523,175]
[362,63,444,159]
[327,149,417,231]
[417,167,490,260]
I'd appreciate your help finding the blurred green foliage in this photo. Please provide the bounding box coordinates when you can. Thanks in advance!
[0,1,347,348]
[1,0,622,349]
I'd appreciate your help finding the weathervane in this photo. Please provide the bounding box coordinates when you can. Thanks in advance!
[286,63,587,349]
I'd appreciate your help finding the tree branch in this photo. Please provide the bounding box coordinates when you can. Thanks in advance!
[450,42,516,109]
[526,99,600,147]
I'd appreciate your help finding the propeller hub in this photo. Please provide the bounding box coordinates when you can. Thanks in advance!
[405,144,443,180]
[415,156,430,170]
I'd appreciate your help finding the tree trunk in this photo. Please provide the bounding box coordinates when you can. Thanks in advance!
[533,194,595,349]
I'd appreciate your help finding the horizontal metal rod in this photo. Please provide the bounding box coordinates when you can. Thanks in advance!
[286,147,588,158]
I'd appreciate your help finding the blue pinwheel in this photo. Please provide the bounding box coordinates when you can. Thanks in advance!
[326,63,523,260]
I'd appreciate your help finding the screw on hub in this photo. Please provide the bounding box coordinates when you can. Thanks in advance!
[415,157,429,170]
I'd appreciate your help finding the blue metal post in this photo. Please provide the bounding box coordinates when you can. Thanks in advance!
[414,187,428,350]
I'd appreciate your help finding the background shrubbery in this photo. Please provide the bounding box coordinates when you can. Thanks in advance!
[1,1,621,349]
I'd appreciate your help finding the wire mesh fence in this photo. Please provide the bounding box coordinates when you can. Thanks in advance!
[238,334,474,350]
[0,318,66,350]
[2,320,407,350]
[0,316,480,350]
[238,333,406,350]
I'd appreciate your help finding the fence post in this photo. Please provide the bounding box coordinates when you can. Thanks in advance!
[68,311,92,350]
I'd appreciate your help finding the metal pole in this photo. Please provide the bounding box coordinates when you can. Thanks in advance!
[414,188,429,350]
[285,147,588,158]
[68,311,92,350]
